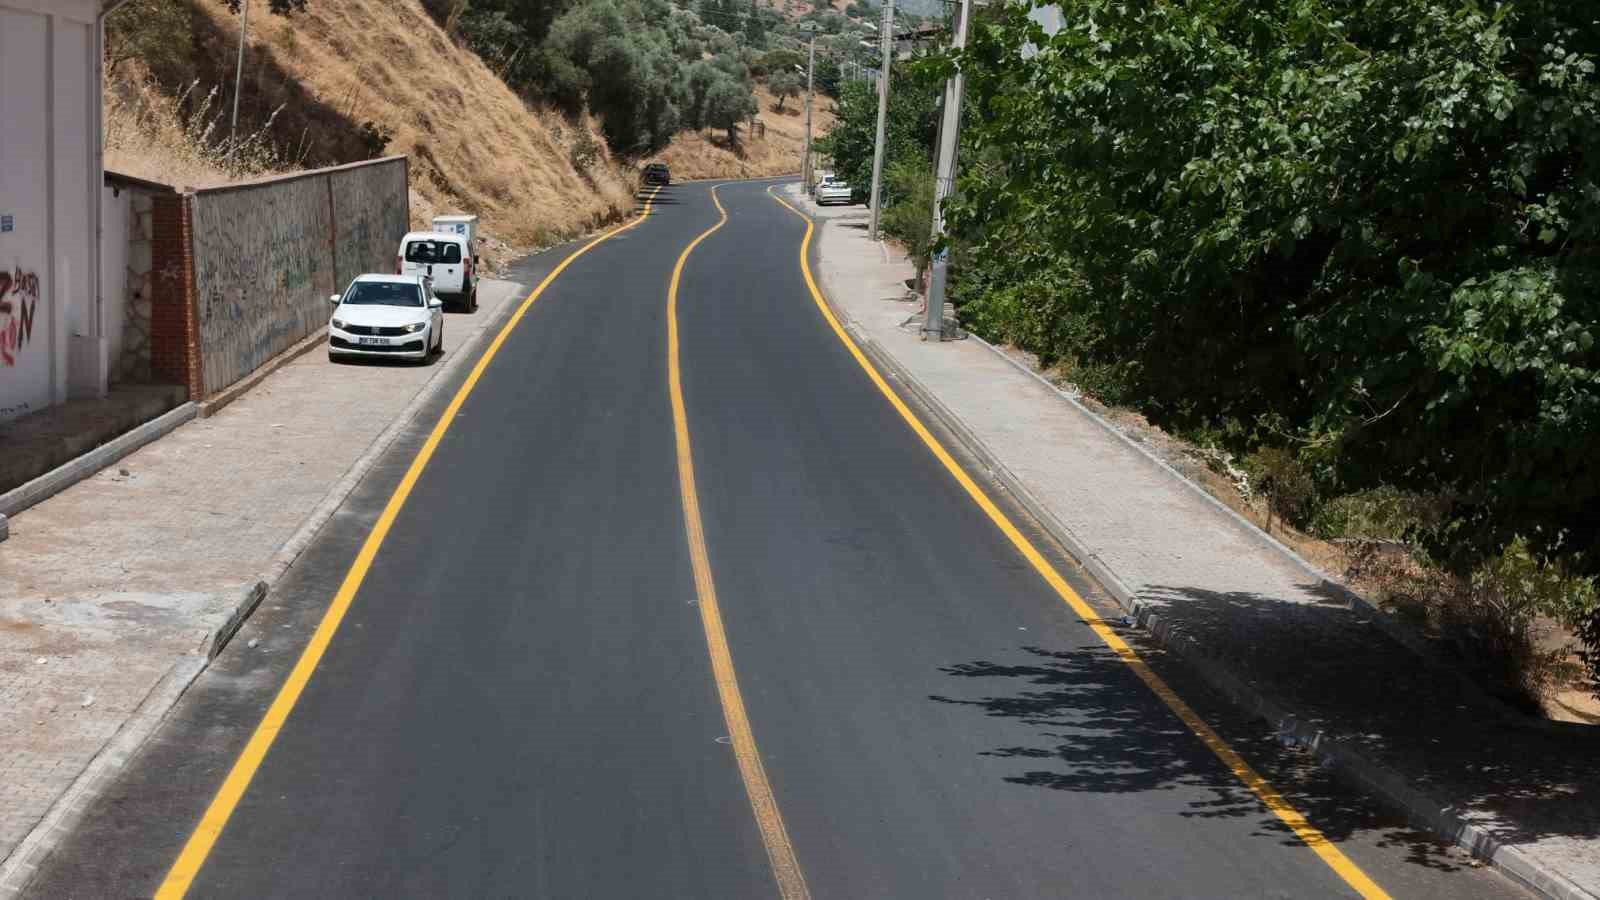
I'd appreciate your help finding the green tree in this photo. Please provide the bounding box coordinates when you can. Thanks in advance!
[943,0,1600,580]
[704,75,757,142]
[768,70,802,111]
[816,64,937,194]
[106,0,196,81]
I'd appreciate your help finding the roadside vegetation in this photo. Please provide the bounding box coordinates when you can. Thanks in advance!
[825,0,1600,716]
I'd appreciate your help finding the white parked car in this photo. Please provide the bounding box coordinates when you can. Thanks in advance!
[814,178,854,206]
[327,274,444,363]
[397,231,476,312]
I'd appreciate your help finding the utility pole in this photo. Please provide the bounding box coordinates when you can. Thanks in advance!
[801,34,816,192]
[867,0,895,241]
[230,0,250,143]
[923,0,970,341]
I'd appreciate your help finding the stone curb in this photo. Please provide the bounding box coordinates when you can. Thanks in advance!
[802,205,1596,900]
[198,327,329,419]
[0,401,197,523]
[0,280,527,896]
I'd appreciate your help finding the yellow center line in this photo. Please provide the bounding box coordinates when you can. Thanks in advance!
[765,185,1391,900]
[154,186,664,899]
[668,185,812,900]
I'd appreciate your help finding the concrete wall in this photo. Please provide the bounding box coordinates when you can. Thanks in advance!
[330,161,410,290]
[0,1,99,422]
[188,157,408,396]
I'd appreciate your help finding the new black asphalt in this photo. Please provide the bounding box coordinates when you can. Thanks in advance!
[25,180,1526,898]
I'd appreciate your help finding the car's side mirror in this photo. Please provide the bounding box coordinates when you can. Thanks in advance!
[328,294,341,307]
[428,298,443,309]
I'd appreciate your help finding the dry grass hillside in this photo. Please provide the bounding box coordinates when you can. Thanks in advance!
[647,85,832,181]
[105,0,638,257]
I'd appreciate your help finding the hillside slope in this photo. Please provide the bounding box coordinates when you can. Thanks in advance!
[106,0,638,252]
[647,85,835,182]
[105,1,812,256]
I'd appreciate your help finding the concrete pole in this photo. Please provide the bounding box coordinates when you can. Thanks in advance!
[230,0,250,143]
[923,0,970,341]
[802,36,816,192]
[867,0,894,241]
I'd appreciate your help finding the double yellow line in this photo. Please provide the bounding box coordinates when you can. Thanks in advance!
[667,186,810,899]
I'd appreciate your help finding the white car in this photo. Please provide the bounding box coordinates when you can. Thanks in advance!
[815,179,854,206]
[327,274,444,363]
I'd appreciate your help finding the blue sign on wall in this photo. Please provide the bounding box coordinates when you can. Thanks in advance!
[0,215,13,233]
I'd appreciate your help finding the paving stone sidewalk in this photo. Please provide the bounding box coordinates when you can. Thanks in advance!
[0,280,523,873]
[796,188,1599,900]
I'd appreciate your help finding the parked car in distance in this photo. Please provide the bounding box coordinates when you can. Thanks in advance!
[328,274,444,363]
[397,231,476,312]
[642,163,671,186]
[814,177,854,206]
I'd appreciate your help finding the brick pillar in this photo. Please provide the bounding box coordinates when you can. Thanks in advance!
[150,193,200,398]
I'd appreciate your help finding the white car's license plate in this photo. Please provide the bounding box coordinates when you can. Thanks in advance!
[357,336,389,346]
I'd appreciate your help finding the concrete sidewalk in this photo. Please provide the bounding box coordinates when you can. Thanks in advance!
[0,279,525,887]
[795,186,1599,900]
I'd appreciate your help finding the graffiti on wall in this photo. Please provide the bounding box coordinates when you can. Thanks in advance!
[191,177,334,395]
[0,267,41,368]
[190,158,407,397]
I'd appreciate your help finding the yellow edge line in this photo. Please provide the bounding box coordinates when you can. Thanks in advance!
[155,187,664,899]
[669,186,812,900]
[765,186,1391,900]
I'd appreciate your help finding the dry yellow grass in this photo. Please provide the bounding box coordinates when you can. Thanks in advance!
[217,1,640,247]
[647,85,835,181]
[104,76,258,189]
[106,0,638,255]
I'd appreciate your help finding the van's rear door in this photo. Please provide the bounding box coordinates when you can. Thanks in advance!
[402,238,465,294]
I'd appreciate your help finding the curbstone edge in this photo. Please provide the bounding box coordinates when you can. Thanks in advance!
[0,402,197,520]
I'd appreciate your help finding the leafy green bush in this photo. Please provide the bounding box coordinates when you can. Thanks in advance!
[106,0,197,84]
[878,155,935,274]
[455,0,757,155]
[1310,487,1449,543]
[815,70,939,198]
[947,0,1600,573]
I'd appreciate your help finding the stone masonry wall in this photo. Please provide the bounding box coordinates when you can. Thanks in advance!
[113,192,155,384]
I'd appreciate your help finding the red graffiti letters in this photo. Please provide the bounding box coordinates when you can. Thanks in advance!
[0,267,41,367]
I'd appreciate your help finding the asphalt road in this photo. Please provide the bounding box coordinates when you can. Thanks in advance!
[26,180,1526,899]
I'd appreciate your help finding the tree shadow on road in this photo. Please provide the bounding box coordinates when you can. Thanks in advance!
[929,643,1484,873]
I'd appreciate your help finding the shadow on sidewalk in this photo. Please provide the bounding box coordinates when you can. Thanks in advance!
[1132,583,1600,852]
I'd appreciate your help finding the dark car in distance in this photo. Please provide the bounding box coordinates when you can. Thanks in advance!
[642,163,671,186]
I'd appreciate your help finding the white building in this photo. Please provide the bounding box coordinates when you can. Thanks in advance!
[0,0,113,422]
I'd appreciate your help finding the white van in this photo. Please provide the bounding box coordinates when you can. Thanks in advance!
[397,231,476,312]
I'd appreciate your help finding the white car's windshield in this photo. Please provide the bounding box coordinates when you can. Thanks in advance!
[344,282,424,308]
